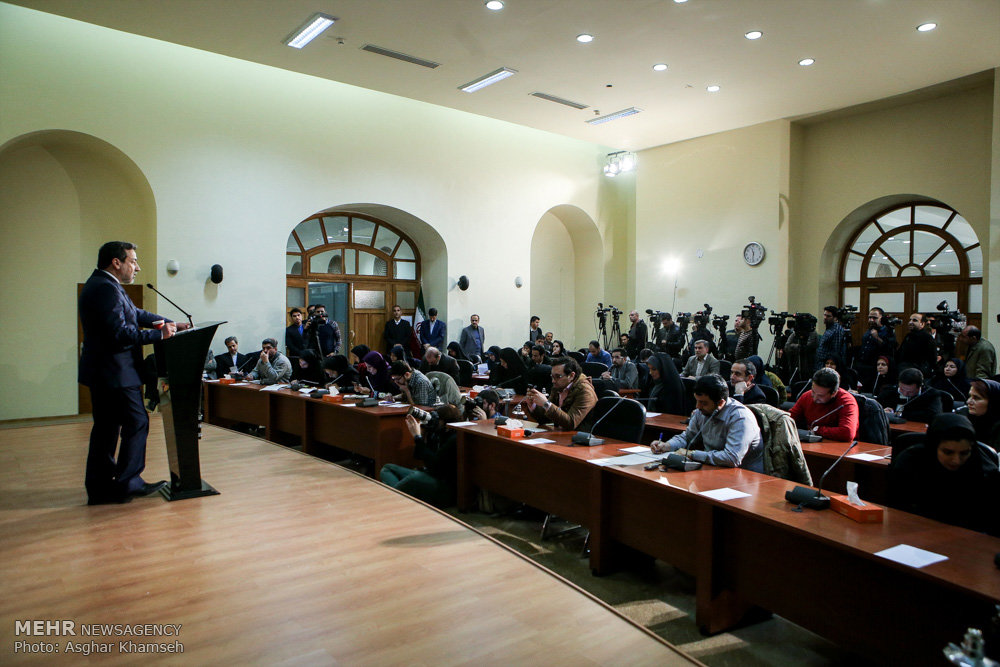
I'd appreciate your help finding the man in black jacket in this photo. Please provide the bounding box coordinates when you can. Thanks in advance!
[877,367,945,424]
[284,307,306,358]
[897,312,937,376]
[422,346,461,386]
[383,304,412,353]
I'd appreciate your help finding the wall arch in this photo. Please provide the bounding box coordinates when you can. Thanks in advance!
[530,205,603,347]
[0,130,156,419]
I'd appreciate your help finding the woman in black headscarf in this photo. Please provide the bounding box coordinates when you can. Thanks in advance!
[446,341,468,361]
[350,344,370,365]
[494,347,528,394]
[295,349,325,385]
[967,379,1000,450]
[863,355,896,396]
[356,351,395,395]
[889,413,1000,536]
[322,354,358,390]
[484,345,503,374]
[389,344,411,365]
[645,352,685,415]
[931,358,971,405]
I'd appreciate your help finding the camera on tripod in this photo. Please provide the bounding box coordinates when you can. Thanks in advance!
[930,300,966,333]
[742,296,767,329]
[676,312,692,328]
[839,304,858,328]
[769,310,793,327]
[646,308,668,326]
[884,315,903,327]
[793,312,818,334]
[711,314,730,331]
[693,304,713,327]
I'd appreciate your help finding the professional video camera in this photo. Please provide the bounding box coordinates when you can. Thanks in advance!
[793,312,818,335]
[884,315,903,328]
[676,312,692,329]
[693,304,713,327]
[839,304,859,329]
[742,296,767,329]
[769,310,794,329]
[711,314,730,331]
[646,308,668,326]
[929,300,966,333]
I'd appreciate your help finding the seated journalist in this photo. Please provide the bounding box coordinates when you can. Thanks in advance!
[525,357,597,429]
[876,367,945,424]
[789,367,859,442]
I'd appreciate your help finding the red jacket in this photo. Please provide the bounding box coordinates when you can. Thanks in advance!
[789,387,859,442]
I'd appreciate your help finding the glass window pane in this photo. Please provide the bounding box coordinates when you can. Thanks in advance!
[900,266,921,277]
[286,233,302,252]
[876,235,908,266]
[842,287,860,310]
[394,261,416,280]
[374,226,400,255]
[967,245,983,276]
[925,245,960,275]
[876,207,910,231]
[914,205,953,229]
[868,254,895,278]
[310,249,342,274]
[358,250,382,276]
[323,217,350,244]
[918,291,958,312]
[295,218,324,250]
[869,292,905,314]
[286,286,305,308]
[354,289,385,309]
[396,291,415,309]
[969,284,983,313]
[850,223,882,255]
[395,239,415,260]
[351,219,376,246]
[344,249,356,274]
[843,253,863,281]
[947,216,979,248]
[286,255,301,275]
[912,230,944,265]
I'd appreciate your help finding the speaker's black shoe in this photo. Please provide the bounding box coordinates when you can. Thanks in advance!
[132,480,168,497]
[87,494,132,505]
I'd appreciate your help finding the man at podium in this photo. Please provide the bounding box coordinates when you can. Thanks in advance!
[78,241,188,504]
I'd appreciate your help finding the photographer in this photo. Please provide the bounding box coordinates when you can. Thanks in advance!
[304,304,341,357]
[380,405,465,508]
[468,388,501,421]
[627,310,648,353]
[815,306,847,370]
[783,314,819,383]
[654,313,683,357]
[857,308,897,377]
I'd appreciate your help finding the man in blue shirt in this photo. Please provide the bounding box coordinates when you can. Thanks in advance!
[459,314,485,361]
[585,340,612,367]
[815,306,847,369]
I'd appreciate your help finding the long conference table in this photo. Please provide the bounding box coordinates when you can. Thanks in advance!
[451,419,1000,664]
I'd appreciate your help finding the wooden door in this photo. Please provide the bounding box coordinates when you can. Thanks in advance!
[351,282,389,354]
[77,282,144,414]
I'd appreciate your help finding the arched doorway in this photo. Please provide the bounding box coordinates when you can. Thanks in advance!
[839,201,982,345]
[285,212,421,353]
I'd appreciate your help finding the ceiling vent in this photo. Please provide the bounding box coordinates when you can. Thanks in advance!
[530,92,589,110]
[361,44,440,69]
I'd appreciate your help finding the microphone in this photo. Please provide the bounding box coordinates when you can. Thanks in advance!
[785,440,858,510]
[810,403,844,428]
[572,395,626,446]
[145,283,194,327]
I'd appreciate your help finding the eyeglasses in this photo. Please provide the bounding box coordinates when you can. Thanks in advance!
[551,372,566,379]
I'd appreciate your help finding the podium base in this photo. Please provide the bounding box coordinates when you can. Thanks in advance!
[159,479,220,501]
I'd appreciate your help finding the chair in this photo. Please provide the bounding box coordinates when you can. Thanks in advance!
[567,350,586,364]
[527,364,552,392]
[718,358,732,380]
[789,380,809,401]
[890,432,925,461]
[599,388,620,399]
[855,393,890,447]
[747,403,812,485]
[582,361,609,378]
[635,362,650,396]
[583,396,646,443]
[456,359,475,387]
[759,384,780,408]
[976,441,999,466]
[680,377,697,415]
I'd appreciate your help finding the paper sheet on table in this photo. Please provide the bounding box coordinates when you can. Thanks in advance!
[847,452,885,461]
[588,454,655,467]
[520,438,556,444]
[619,446,660,458]
[383,402,410,407]
[449,421,476,427]
[645,412,662,418]
[699,487,752,502]
[260,384,289,392]
[875,544,948,568]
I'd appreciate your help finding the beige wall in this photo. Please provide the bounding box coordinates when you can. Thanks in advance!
[0,3,621,419]
[530,212,577,345]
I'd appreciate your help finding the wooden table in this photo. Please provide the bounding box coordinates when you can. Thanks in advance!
[203,381,416,474]
[450,419,1000,664]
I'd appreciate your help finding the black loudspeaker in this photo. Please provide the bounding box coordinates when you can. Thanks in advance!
[457,275,470,291]
[210,264,224,284]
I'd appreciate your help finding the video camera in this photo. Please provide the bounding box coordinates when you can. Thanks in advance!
[884,315,903,328]
[711,314,730,331]
[839,304,858,329]
[793,312,818,335]
[645,308,669,326]
[676,312,692,328]
[693,304,713,327]
[742,296,767,329]
[929,300,966,334]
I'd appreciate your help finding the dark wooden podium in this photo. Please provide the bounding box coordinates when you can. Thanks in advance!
[155,321,224,501]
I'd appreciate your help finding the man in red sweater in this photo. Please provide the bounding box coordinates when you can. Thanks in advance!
[789,367,859,442]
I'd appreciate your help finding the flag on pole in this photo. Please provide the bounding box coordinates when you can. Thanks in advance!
[408,286,427,356]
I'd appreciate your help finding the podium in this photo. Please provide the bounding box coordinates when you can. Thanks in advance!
[154,321,225,501]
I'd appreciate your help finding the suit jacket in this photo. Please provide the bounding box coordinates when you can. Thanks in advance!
[682,353,720,378]
[422,353,461,387]
[419,319,446,349]
[78,269,168,388]
[215,351,251,376]
[285,323,307,357]
[384,318,413,352]
[529,375,598,430]
[876,386,945,424]
[459,325,485,360]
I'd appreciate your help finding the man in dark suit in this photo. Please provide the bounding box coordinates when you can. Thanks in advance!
[459,314,485,361]
[418,307,446,350]
[422,346,461,386]
[215,336,250,377]
[79,241,182,504]
[284,307,306,358]
[877,368,945,424]
[383,304,412,353]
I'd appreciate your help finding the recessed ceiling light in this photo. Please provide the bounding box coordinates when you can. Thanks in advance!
[485,0,504,9]
[458,67,517,93]
[652,63,668,72]
[706,85,720,93]
[745,30,763,40]
[929,264,937,268]
[945,248,953,253]
[902,240,911,244]
[916,22,937,32]
[577,33,594,43]
[674,0,688,3]
[586,107,642,125]
[799,58,815,66]
[285,13,336,49]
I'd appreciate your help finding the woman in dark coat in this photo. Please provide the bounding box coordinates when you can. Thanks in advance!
[350,344,370,365]
[494,347,528,395]
[322,354,358,390]
[932,358,971,405]
[356,351,395,394]
[967,379,1000,451]
[645,352,686,415]
[446,341,468,362]
[862,355,896,396]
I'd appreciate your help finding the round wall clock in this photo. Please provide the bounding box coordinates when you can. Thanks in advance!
[743,242,765,266]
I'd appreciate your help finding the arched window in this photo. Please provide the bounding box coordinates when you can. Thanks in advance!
[286,213,421,353]
[840,202,982,342]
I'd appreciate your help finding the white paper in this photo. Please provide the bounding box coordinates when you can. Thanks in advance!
[587,454,655,467]
[847,452,884,462]
[520,438,556,445]
[260,384,288,392]
[298,388,313,394]
[645,412,662,418]
[449,421,476,427]
[620,445,652,454]
[875,544,948,569]
[384,402,410,407]
[699,487,752,502]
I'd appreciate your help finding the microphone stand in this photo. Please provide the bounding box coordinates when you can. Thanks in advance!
[785,440,858,510]
[145,283,193,328]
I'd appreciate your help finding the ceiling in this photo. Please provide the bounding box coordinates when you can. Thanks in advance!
[9,0,1000,150]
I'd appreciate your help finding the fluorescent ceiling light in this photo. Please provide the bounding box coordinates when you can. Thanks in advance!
[916,22,937,32]
[459,67,517,93]
[799,58,815,66]
[577,33,594,43]
[485,0,504,9]
[586,107,642,125]
[285,13,336,49]
[652,63,668,71]
[706,85,720,92]
[745,30,763,40]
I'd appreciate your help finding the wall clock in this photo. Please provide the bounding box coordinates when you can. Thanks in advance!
[743,242,765,266]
